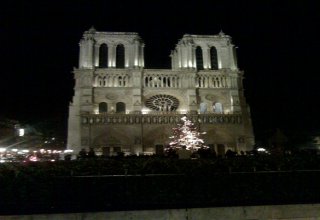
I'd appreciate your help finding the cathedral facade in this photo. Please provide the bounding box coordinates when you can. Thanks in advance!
[67,27,254,155]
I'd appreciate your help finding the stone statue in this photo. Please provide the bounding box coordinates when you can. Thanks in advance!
[200,102,208,113]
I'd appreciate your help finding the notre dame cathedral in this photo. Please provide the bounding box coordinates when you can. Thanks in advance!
[67,27,254,156]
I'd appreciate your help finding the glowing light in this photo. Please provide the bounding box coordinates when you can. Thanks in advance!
[0,148,6,152]
[29,156,38,162]
[11,149,18,152]
[22,150,29,153]
[19,128,25,137]
[257,148,266,152]
[64,149,74,153]
[180,109,187,114]
[142,108,150,114]
[168,116,207,151]
[218,59,222,69]
[183,60,188,68]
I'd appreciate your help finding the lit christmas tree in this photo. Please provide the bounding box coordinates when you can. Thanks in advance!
[168,115,207,151]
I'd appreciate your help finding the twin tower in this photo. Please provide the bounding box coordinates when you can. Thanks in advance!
[67,27,254,156]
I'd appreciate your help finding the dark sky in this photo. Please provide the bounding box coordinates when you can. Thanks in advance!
[1,1,320,142]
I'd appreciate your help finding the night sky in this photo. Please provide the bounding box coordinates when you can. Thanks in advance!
[1,1,320,142]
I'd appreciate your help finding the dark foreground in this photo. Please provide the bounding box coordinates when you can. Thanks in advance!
[1,155,320,215]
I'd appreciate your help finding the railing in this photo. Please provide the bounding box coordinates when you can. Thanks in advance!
[196,73,230,88]
[81,113,242,125]
[94,74,132,87]
[92,69,237,89]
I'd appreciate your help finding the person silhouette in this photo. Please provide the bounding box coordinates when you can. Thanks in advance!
[88,147,96,158]
[178,145,191,159]
[78,148,87,159]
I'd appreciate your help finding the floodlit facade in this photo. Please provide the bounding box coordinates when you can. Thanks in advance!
[67,27,254,155]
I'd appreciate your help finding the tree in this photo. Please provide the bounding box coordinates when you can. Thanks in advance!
[168,115,207,152]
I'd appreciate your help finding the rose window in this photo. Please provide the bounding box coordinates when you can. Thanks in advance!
[145,95,179,111]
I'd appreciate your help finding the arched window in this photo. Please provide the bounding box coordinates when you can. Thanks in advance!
[116,102,126,113]
[99,102,108,113]
[118,76,123,86]
[99,44,108,68]
[116,44,125,68]
[210,46,218,70]
[98,76,104,86]
[196,46,204,70]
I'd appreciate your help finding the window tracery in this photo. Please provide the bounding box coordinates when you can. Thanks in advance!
[145,95,179,112]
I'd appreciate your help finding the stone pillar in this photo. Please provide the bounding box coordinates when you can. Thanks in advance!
[86,38,94,68]
[134,42,139,68]
[79,39,85,68]
[109,44,116,67]
[177,46,182,68]
[202,45,209,69]
[67,70,89,153]
[189,74,193,88]
[187,44,193,68]
[132,70,142,112]
[124,45,129,68]
[141,44,145,68]
[67,103,82,153]
[94,44,99,67]
[229,45,238,70]
[182,46,188,68]
[217,47,222,69]
[207,47,211,69]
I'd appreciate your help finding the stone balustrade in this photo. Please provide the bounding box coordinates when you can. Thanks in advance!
[81,113,242,125]
[143,70,181,88]
[92,69,236,89]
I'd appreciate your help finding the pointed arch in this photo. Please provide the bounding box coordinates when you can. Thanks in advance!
[116,44,125,68]
[99,102,108,113]
[99,43,108,68]
[210,46,218,70]
[196,46,204,70]
[116,102,126,113]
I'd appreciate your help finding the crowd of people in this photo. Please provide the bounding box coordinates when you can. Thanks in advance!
[73,146,245,161]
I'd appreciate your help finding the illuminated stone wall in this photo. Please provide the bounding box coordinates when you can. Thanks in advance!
[3,204,320,219]
[67,28,254,154]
